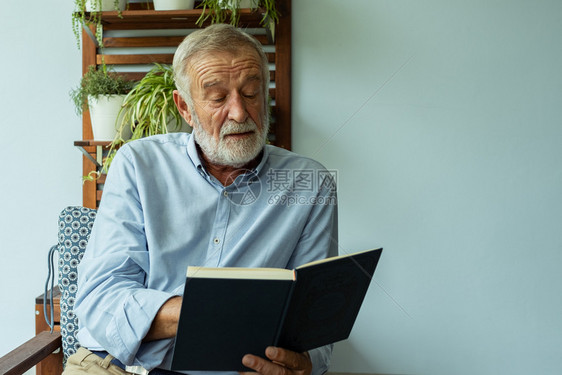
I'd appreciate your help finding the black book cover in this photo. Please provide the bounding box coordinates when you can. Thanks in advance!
[276,249,382,352]
[171,248,382,371]
[171,277,294,371]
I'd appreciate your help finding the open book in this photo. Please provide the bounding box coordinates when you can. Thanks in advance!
[171,248,383,371]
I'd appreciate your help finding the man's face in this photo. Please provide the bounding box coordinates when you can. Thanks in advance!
[185,48,268,167]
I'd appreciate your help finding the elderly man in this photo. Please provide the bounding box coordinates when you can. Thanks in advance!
[67,24,338,375]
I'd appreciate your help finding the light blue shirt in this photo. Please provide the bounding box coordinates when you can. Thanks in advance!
[76,133,338,375]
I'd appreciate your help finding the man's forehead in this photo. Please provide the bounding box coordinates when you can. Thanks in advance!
[202,74,261,89]
[188,49,263,83]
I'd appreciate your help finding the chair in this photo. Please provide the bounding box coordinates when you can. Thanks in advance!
[0,206,96,375]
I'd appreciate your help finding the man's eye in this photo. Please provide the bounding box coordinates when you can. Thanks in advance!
[212,97,226,103]
[243,92,258,99]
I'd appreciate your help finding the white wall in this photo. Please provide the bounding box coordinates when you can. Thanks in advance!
[292,1,562,374]
[0,0,82,358]
[2,1,562,375]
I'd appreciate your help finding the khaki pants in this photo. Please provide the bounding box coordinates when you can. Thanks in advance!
[62,347,130,375]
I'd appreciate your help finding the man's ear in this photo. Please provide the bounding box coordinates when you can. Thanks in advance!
[173,90,193,126]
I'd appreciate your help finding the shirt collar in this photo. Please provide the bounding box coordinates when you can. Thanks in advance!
[186,133,205,171]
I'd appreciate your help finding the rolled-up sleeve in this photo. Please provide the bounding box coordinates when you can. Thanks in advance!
[75,146,177,366]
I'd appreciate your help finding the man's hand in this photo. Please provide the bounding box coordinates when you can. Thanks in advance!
[240,347,312,375]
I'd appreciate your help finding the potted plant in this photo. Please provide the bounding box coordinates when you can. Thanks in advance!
[72,0,127,48]
[153,0,195,11]
[99,64,190,174]
[196,0,279,29]
[70,65,136,141]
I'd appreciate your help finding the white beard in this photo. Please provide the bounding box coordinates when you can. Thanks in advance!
[191,110,269,168]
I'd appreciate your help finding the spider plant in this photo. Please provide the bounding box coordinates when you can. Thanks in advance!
[117,64,185,142]
[196,0,279,29]
[94,64,188,177]
[72,0,125,49]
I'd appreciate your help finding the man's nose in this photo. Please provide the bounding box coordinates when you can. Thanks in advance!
[227,92,248,123]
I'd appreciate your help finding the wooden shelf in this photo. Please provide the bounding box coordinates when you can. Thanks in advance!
[74,140,111,147]
[86,9,267,30]
[77,0,292,210]
[74,140,111,168]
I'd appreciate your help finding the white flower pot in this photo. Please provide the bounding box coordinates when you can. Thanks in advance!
[219,0,258,8]
[239,0,258,8]
[88,95,126,141]
[153,0,195,10]
[85,0,127,12]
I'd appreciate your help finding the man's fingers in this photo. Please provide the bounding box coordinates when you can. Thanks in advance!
[242,354,287,375]
[240,348,311,375]
[265,347,310,371]
[242,354,258,369]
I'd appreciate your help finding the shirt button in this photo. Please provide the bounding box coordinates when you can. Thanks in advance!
[214,238,220,244]
[223,191,228,197]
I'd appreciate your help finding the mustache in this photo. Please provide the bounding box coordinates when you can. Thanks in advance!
[220,120,258,138]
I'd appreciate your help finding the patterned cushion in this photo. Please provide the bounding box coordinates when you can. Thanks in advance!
[49,206,97,361]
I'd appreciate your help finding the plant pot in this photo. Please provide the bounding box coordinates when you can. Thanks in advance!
[239,0,258,8]
[85,0,127,11]
[219,0,258,8]
[153,0,195,10]
[88,95,126,141]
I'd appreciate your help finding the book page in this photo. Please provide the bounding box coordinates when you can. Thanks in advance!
[187,266,295,280]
